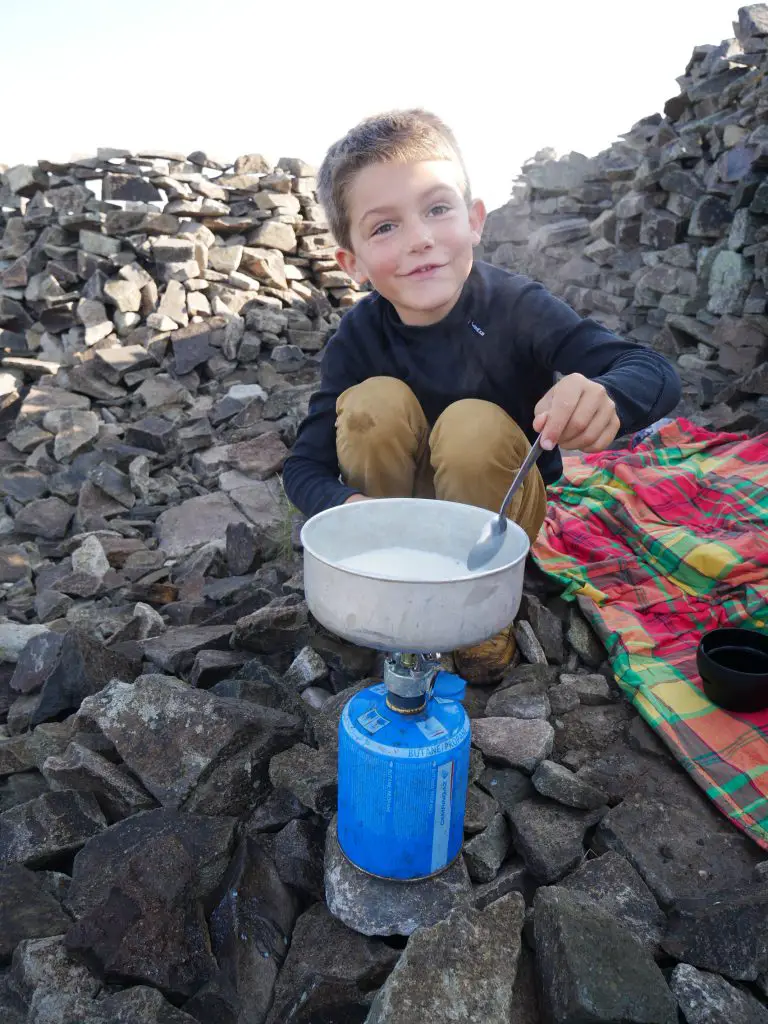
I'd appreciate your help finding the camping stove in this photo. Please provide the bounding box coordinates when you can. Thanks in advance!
[336,651,471,881]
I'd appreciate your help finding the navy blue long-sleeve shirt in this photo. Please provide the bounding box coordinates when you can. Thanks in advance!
[282,260,681,519]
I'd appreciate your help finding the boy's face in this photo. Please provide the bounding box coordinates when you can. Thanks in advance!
[336,159,486,326]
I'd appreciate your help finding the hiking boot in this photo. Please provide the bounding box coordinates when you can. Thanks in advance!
[454,625,517,685]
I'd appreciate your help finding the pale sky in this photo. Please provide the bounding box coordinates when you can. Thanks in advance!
[1,0,741,211]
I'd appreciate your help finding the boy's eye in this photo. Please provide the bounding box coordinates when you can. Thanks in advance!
[429,203,451,216]
[372,222,395,236]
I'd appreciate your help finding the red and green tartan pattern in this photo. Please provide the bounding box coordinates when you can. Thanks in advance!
[532,418,768,849]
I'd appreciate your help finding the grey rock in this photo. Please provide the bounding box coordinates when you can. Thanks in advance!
[559,851,665,953]
[125,415,176,453]
[464,783,500,834]
[325,814,473,936]
[532,759,608,810]
[274,818,325,899]
[509,796,605,883]
[75,675,301,815]
[243,788,309,836]
[0,623,49,663]
[560,672,612,705]
[554,703,633,760]
[534,886,678,1023]
[521,593,565,663]
[94,345,156,384]
[156,492,250,558]
[0,545,32,583]
[0,466,47,503]
[231,597,310,654]
[708,250,752,315]
[0,773,50,815]
[284,646,329,691]
[189,649,249,688]
[203,836,298,1024]
[0,974,24,1024]
[14,497,74,539]
[265,902,398,1024]
[65,809,234,999]
[268,742,337,816]
[509,945,542,1024]
[486,681,551,720]
[84,986,201,1023]
[139,624,234,674]
[514,620,548,664]
[170,323,215,374]
[501,663,560,689]
[472,717,554,773]
[669,962,768,1024]
[566,610,604,667]
[662,883,768,981]
[548,680,580,714]
[0,790,106,868]
[464,812,511,882]
[0,736,35,776]
[738,4,768,37]
[41,742,156,822]
[225,520,278,575]
[473,857,530,910]
[10,629,139,728]
[10,935,102,1024]
[48,409,100,461]
[594,793,762,908]
[477,766,534,817]
[365,893,525,1024]
[0,864,71,965]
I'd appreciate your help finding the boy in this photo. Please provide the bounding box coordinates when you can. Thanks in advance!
[283,109,681,683]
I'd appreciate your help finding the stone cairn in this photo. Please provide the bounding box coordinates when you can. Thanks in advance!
[1,11,768,1024]
[480,3,768,440]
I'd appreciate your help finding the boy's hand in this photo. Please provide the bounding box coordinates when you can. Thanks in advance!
[344,494,371,504]
[533,373,620,452]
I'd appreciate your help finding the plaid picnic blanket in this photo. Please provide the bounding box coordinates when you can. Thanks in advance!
[532,418,768,849]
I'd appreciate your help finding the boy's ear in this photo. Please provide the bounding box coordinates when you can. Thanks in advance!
[468,198,487,246]
[336,247,368,285]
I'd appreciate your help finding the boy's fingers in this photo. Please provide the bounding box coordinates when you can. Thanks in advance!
[533,389,554,419]
[557,387,605,447]
[538,377,584,450]
[564,407,616,450]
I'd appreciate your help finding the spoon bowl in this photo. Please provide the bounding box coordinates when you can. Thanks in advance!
[466,435,544,571]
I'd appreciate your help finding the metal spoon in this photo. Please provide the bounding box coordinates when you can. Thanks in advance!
[466,435,544,571]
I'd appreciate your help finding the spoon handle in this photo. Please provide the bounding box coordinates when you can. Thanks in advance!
[498,435,544,522]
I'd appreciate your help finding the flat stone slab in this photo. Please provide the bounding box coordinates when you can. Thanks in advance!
[472,717,554,773]
[534,885,678,1024]
[365,894,525,1024]
[670,963,768,1024]
[324,815,473,936]
[155,492,250,558]
[594,793,762,907]
[559,851,665,954]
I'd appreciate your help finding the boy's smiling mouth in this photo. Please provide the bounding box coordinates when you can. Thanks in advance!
[402,262,447,277]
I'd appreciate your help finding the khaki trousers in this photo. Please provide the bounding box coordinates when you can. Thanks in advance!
[336,376,547,546]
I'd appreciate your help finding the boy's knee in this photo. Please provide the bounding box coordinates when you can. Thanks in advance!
[337,377,425,448]
[431,399,528,468]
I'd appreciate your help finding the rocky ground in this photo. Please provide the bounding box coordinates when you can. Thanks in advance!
[480,3,768,438]
[3,9,768,1024]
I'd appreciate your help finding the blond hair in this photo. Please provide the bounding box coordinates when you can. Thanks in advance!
[316,109,471,251]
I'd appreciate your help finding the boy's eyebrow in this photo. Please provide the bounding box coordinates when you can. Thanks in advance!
[359,183,456,224]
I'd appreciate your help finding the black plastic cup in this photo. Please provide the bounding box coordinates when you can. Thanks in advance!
[697,627,768,713]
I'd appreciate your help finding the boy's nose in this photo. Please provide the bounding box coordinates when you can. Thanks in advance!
[407,221,434,251]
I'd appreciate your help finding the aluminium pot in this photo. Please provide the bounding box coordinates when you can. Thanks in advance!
[300,497,530,654]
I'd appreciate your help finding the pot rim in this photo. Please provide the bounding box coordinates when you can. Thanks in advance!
[301,497,530,585]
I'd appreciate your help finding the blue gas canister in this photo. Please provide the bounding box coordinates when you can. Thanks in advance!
[337,660,470,881]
